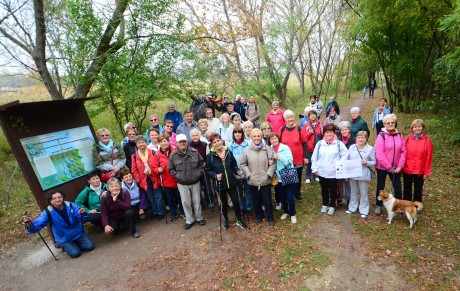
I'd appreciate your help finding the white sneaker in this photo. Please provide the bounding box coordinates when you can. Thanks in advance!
[291,216,297,224]
[280,213,289,220]
[275,203,282,210]
[321,205,328,213]
[315,177,320,182]
[305,179,311,184]
[262,206,265,211]
[327,207,335,216]
[345,210,353,215]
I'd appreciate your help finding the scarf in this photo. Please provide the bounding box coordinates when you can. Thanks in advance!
[90,184,103,196]
[236,140,243,145]
[341,135,350,145]
[138,148,151,174]
[413,132,424,140]
[273,144,280,153]
[99,140,113,153]
[254,142,264,150]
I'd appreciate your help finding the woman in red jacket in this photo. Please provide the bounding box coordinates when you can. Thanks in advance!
[152,133,185,221]
[131,135,164,220]
[402,119,433,203]
[303,110,323,184]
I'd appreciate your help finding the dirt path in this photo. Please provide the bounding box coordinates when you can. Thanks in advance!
[0,90,409,290]
[303,90,408,290]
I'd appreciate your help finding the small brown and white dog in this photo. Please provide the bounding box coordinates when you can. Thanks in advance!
[377,190,423,228]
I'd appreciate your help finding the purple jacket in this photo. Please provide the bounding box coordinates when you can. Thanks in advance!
[100,190,132,227]
[374,129,406,170]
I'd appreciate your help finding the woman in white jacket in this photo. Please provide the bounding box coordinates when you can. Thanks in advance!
[311,123,348,215]
[342,131,376,218]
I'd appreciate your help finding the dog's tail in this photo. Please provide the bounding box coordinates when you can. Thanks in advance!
[414,202,423,211]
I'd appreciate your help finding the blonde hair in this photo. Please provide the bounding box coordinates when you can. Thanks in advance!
[356,130,368,140]
[198,118,208,126]
[250,128,262,137]
[96,128,111,138]
[410,119,425,131]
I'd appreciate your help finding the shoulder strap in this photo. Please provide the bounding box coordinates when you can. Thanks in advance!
[337,140,340,153]
[280,125,286,142]
[379,132,386,141]
[355,145,363,159]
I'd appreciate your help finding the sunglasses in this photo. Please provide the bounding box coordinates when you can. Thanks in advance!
[100,134,110,137]
[150,119,158,122]
[262,127,271,130]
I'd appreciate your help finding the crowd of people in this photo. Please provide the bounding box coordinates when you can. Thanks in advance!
[22,94,433,259]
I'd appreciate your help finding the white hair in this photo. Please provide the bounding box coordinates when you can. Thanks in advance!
[190,128,201,137]
[243,120,254,128]
[283,109,295,119]
[123,122,134,132]
[166,102,175,108]
[350,107,360,114]
[383,114,397,124]
[339,121,351,129]
[329,96,335,100]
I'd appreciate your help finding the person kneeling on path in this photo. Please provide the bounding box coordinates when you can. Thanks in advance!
[206,133,248,230]
[75,172,108,228]
[22,191,94,258]
[168,133,206,230]
[100,178,141,238]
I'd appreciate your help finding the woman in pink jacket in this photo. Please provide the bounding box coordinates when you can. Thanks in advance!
[266,101,285,133]
[402,119,433,204]
[374,114,406,215]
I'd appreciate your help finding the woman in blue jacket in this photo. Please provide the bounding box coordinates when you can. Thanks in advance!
[269,132,298,224]
[22,191,94,258]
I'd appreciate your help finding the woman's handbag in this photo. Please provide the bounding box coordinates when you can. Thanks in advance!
[98,148,115,183]
[271,175,278,186]
[356,146,376,179]
[279,166,299,186]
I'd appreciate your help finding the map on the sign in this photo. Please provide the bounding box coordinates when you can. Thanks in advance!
[20,126,97,190]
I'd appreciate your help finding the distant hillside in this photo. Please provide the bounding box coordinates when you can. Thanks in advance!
[0,74,41,88]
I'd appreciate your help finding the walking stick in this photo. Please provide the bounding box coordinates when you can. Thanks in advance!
[159,175,168,224]
[239,179,250,230]
[23,211,58,261]
[216,178,222,241]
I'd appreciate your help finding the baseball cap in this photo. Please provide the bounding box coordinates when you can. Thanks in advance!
[176,134,187,142]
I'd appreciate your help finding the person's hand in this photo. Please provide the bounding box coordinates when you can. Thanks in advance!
[361,159,367,165]
[345,178,349,182]
[89,209,98,213]
[139,209,144,215]
[394,167,401,173]
[304,158,309,165]
[104,225,114,235]
[308,127,313,133]
[313,172,318,177]
[268,159,274,166]
[216,173,223,181]
[78,208,86,214]
[112,166,120,174]
[423,175,429,180]
[158,166,163,174]
[273,153,279,160]
[237,170,243,176]
[21,215,32,225]
[112,192,120,202]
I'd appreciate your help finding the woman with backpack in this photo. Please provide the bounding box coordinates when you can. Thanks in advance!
[374,114,406,215]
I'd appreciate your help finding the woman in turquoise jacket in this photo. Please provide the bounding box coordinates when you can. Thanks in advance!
[269,132,297,224]
[75,172,108,227]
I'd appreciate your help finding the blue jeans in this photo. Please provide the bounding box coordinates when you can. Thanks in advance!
[236,180,252,212]
[245,182,253,211]
[61,231,94,258]
[164,187,184,216]
[305,152,313,179]
[251,185,273,222]
[146,178,164,215]
[281,183,296,216]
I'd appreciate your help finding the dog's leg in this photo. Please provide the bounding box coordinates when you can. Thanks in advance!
[413,216,417,224]
[406,212,413,228]
[388,212,394,225]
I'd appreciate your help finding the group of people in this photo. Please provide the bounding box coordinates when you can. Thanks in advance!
[22,93,433,259]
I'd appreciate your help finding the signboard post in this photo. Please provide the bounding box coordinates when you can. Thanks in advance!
[0,98,98,211]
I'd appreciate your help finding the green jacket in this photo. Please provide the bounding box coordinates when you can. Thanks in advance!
[350,116,370,138]
[75,183,108,212]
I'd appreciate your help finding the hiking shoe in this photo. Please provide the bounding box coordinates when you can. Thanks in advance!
[255,218,263,224]
[374,206,382,215]
[169,215,177,222]
[166,206,170,210]
[275,203,282,210]
[280,213,289,220]
[321,205,329,213]
[197,219,206,226]
[132,230,141,238]
[262,206,265,211]
[291,215,297,224]
[208,203,214,209]
[360,214,368,218]
[295,195,303,201]
[223,220,229,229]
[184,223,193,230]
[236,220,247,229]
[139,213,146,220]
[268,220,275,227]
[180,214,186,220]
[327,207,335,216]
[305,179,311,184]
[345,210,353,215]
[315,177,320,182]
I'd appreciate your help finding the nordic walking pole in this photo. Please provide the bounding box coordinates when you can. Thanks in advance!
[216,178,222,241]
[159,175,168,224]
[23,211,58,261]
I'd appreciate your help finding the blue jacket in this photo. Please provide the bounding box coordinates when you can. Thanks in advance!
[164,110,183,133]
[372,106,391,127]
[229,139,249,169]
[26,202,88,244]
[271,143,294,182]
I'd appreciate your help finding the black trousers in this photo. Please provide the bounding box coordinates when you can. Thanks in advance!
[88,213,102,226]
[108,209,136,234]
[403,174,425,202]
[375,169,402,206]
[274,183,282,203]
[295,166,303,199]
[319,177,338,207]
[219,187,242,221]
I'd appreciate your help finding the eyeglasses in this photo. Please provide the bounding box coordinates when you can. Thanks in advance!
[165,125,173,128]
[385,121,396,125]
[150,119,157,122]
[263,128,271,130]
[100,134,110,137]
[51,196,63,200]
